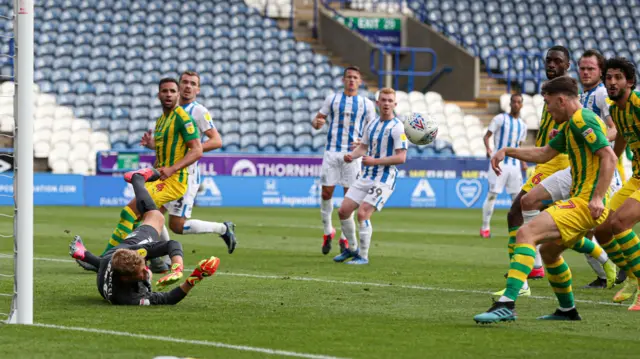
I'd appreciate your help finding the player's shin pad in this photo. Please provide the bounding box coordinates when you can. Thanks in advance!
[155,263,184,288]
[186,256,220,286]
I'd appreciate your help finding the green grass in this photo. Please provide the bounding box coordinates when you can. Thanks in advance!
[1,206,640,358]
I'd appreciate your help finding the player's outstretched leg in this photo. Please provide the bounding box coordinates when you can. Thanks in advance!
[126,168,161,215]
[220,221,237,254]
[480,192,498,238]
[69,236,102,271]
[537,244,581,320]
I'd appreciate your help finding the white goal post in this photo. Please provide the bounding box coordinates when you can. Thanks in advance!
[7,0,34,325]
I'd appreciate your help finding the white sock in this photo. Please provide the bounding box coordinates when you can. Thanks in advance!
[481,192,498,230]
[521,280,529,290]
[522,210,540,225]
[160,225,170,242]
[498,296,514,303]
[340,215,358,251]
[359,220,372,259]
[510,193,518,202]
[534,244,543,269]
[321,199,334,235]
[586,254,607,279]
[558,306,575,312]
[183,219,226,235]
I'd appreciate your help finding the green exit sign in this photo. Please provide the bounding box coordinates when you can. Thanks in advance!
[336,16,401,31]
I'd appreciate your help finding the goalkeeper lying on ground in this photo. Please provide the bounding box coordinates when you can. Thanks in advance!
[69,168,220,305]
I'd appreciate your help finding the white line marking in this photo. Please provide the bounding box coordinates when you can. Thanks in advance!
[31,323,348,359]
[0,255,626,308]
[0,293,11,297]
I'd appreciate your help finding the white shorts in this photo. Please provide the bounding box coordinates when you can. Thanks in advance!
[344,178,394,211]
[164,175,199,218]
[320,151,361,188]
[487,164,522,195]
[541,166,623,202]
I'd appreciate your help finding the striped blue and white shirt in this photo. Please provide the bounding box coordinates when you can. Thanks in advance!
[360,116,408,186]
[580,82,610,119]
[488,113,527,166]
[181,101,216,185]
[319,92,376,153]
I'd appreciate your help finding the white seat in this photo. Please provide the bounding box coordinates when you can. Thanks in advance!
[0,104,13,117]
[444,103,461,117]
[428,102,444,115]
[70,159,90,175]
[71,119,91,132]
[50,131,71,145]
[500,93,511,112]
[33,141,51,158]
[0,82,14,95]
[54,107,74,120]
[425,91,443,105]
[463,115,481,127]
[466,126,483,139]
[34,129,52,143]
[48,147,70,167]
[0,117,14,132]
[395,91,409,103]
[90,131,110,144]
[522,94,533,106]
[0,96,11,107]
[92,141,111,152]
[449,124,465,136]
[52,118,73,132]
[448,113,464,126]
[36,93,56,108]
[71,141,91,156]
[533,94,545,108]
[396,102,411,115]
[408,91,425,104]
[410,102,428,113]
[526,114,540,130]
[51,159,70,174]
[70,130,91,144]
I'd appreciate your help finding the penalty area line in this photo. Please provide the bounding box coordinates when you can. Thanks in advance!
[30,323,348,359]
[0,255,627,308]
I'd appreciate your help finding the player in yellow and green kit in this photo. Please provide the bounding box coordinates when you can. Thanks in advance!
[476,76,617,323]
[75,78,203,272]
[593,58,640,309]
[498,46,571,292]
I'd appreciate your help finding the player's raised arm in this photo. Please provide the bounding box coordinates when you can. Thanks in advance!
[492,145,560,175]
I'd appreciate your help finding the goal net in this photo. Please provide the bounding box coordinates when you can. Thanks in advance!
[0,0,34,325]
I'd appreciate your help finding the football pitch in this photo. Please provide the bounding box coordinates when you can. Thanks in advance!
[1,206,640,358]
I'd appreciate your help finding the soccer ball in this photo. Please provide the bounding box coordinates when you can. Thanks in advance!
[403,113,438,145]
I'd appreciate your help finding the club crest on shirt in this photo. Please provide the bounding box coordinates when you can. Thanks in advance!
[185,121,195,135]
[582,128,596,144]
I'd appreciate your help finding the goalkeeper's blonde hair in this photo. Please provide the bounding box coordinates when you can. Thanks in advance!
[111,248,145,276]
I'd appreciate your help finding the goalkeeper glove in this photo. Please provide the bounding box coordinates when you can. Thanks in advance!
[155,263,184,289]
[186,256,220,287]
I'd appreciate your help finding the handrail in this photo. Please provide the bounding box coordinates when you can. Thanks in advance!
[370,46,437,91]
[422,66,453,93]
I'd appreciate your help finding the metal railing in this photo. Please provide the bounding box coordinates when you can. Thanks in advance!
[370,46,440,92]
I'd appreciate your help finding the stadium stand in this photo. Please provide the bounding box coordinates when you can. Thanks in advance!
[341,0,640,93]
[0,0,464,176]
